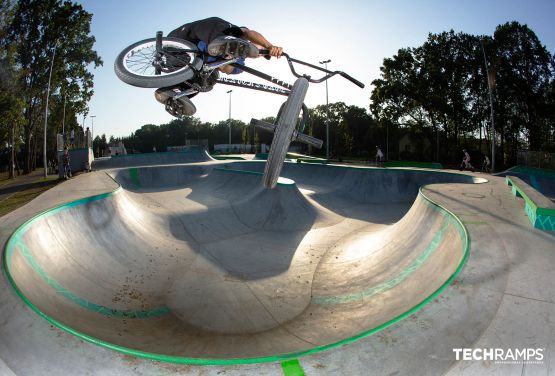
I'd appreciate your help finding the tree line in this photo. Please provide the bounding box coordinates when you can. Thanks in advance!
[97,102,378,160]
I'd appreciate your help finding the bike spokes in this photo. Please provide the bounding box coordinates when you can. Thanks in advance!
[122,40,197,78]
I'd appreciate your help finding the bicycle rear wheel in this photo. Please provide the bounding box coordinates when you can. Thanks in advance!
[114,37,203,88]
[263,77,309,189]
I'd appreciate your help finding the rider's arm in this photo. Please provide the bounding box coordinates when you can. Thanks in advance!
[241,28,283,58]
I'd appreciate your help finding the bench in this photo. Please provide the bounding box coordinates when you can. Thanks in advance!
[506,175,555,231]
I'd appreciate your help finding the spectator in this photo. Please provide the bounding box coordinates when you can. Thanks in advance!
[460,149,475,172]
[62,148,71,179]
[376,146,384,166]
[482,154,491,173]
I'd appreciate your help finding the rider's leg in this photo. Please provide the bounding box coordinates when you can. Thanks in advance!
[207,36,259,58]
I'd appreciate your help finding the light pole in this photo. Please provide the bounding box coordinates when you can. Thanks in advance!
[44,42,57,178]
[90,115,96,152]
[62,94,66,136]
[481,40,496,173]
[227,90,232,152]
[319,59,331,160]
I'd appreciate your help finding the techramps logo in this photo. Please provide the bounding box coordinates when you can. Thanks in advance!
[453,348,544,365]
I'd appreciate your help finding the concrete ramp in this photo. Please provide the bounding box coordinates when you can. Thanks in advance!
[4,164,472,362]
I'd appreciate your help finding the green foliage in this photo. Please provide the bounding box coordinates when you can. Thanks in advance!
[0,0,102,173]
[371,22,555,166]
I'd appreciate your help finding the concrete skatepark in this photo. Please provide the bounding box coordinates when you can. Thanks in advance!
[1,149,554,375]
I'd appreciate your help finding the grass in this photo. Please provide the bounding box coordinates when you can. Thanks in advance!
[0,175,59,217]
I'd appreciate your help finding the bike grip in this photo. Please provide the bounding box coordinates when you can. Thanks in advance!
[340,72,365,88]
[258,49,272,60]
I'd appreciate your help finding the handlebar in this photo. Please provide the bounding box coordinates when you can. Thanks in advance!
[258,50,365,89]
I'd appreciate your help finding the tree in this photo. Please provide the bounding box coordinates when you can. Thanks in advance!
[2,0,102,173]
[370,22,555,166]
[492,22,555,163]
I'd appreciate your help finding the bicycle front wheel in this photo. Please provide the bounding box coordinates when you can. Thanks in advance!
[114,37,203,88]
[263,77,309,189]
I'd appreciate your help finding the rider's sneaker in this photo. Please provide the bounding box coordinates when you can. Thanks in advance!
[207,36,259,58]
[171,96,196,116]
[155,87,196,116]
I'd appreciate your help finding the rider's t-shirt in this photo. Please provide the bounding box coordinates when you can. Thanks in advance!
[168,17,247,74]
[168,17,245,44]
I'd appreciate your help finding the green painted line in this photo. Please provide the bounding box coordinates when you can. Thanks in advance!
[312,204,451,305]
[128,168,141,188]
[13,236,169,319]
[1,169,471,366]
[281,359,305,376]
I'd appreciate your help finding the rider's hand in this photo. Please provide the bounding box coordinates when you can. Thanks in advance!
[266,45,283,58]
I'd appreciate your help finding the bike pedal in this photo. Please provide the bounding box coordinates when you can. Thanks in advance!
[292,130,323,149]
[250,119,276,133]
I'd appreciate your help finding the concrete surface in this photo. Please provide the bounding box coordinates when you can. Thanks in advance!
[1,159,554,375]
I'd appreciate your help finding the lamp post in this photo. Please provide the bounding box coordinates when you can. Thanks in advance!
[62,94,66,136]
[319,59,331,160]
[90,115,96,153]
[44,42,57,178]
[481,40,496,173]
[227,90,232,152]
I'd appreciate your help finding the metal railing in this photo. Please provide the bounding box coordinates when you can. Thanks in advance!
[517,150,555,170]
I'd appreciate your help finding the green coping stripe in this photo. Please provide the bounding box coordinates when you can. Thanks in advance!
[12,236,169,319]
[129,168,141,188]
[281,359,305,376]
[1,168,470,366]
[312,200,451,305]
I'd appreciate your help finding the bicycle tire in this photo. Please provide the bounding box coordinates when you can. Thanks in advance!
[275,102,309,132]
[263,77,309,189]
[114,37,203,88]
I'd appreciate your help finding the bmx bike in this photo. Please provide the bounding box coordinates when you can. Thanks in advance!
[114,32,365,188]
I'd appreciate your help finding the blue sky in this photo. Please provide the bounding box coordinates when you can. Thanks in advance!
[78,0,555,138]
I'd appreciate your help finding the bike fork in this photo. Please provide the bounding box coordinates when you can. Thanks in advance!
[154,31,163,75]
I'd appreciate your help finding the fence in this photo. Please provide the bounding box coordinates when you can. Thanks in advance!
[517,150,555,170]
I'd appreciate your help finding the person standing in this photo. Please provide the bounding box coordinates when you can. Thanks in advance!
[376,146,384,166]
[482,154,491,173]
[62,148,71,179]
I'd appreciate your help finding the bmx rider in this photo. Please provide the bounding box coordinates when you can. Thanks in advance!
[157,17,283,116]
